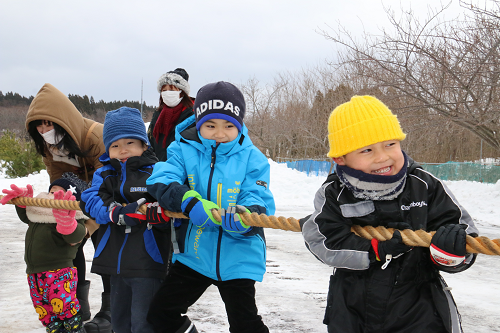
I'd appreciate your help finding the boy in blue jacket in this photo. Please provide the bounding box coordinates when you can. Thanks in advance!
[80,107,170,333]
[146,81,275,333]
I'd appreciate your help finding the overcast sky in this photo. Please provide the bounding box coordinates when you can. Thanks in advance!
[0,0,465,106]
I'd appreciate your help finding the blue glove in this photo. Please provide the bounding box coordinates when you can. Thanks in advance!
[181,190,220,228]
[221,205,252,234]
[109,198,146,226]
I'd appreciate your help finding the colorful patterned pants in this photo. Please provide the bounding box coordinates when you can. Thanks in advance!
[27,267,80,327]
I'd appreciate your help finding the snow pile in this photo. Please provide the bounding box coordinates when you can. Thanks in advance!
[1,162,499,332]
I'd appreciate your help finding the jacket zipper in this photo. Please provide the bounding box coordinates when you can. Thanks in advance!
[120,162,129,204]
[207,146,223,281]
[117,161,129,274]
[207,146,217,200]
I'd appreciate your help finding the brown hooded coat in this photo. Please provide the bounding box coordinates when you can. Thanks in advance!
[26,83,105,183]
[26,83,105,236]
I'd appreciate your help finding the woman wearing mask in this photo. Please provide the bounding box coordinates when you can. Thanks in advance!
[148,68,194,162]
[26,83,112,333]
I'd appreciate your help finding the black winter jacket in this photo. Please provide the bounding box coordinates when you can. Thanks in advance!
[301,158,478,333]
[147,106,193,162]
[80,149,170,279]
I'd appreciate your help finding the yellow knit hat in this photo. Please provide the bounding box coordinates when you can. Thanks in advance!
[327,95,406,158]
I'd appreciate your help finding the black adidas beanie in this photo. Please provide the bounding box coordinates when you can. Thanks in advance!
[194,81,246,131]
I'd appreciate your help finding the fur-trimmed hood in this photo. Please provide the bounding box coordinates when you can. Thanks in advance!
[26,192,88,223]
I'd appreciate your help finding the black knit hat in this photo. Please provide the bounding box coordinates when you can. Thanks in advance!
[194,81,246,131]
[48,172,90,201]
[157,68,190,95]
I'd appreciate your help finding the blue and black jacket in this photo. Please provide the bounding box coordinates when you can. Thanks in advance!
[146,115,275,282]
[80,149,170,279]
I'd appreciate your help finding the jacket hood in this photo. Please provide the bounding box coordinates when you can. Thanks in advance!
[175,115,253,156]
[25,83,87,147]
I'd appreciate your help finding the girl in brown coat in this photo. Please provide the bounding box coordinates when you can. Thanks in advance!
[26,83,112,332]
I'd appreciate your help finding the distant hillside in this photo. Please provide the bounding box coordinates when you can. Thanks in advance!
[0,91,156,134]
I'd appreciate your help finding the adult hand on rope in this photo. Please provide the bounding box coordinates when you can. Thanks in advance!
[109,198,146,226]
[430,224,467,267]
[0,184,33,208]
[220,205,252,234]
[181,190,220,228]
[371,230,412,269]
[146,202,170,225]
[53,190,78,235]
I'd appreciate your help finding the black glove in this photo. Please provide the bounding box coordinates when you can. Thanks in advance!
[430,224,467,267]
[110,199,146,226]
[386,222,413,230]
[145,202,171,225]
[371,230,412,269]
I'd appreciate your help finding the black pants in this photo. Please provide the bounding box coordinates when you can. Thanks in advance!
[147,262,269,333]
[74,238,87,282]
[110,276,162,333]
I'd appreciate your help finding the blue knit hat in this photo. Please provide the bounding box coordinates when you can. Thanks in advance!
[194,81,246,131]
[103,107,149,153]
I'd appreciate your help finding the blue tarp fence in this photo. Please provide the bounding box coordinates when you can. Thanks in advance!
[282,160,335,177]
[281,160,500,183]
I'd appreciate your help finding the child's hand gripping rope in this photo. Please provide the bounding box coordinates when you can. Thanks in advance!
[371,223,414,269]
[53,190,78,235]
[430,224,467,267]
[0,184,33,208]
[110,198,147,226]
[145,202,171,225]
[220,205,252,234]
[181,190,220,227]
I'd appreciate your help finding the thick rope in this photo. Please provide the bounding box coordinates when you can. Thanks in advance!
[2,195,500,255]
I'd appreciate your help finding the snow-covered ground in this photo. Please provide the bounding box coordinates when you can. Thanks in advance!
[1,161,500,332]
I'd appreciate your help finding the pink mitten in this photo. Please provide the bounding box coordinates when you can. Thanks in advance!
[53,190,78,235]
[1,184,33,208]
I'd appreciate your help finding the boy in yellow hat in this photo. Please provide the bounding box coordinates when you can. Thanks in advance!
[301,95,479,333]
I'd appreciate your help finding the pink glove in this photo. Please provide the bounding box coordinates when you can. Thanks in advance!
[1,184,33,208]
[53,190,78,235]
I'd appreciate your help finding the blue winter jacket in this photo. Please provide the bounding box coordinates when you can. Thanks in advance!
[146,115,275,282]
[80,149,171,279]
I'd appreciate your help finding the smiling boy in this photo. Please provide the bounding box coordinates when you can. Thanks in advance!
[80,107,171,333]
[302,95,479,333]
[146,81,275,333]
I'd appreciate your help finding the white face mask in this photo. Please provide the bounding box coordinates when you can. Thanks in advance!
[161,90,182,107]
[40,129,64,145]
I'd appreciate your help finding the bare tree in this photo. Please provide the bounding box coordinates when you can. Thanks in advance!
[320,0,500,152]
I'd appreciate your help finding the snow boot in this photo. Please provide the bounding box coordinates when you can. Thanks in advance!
[46,320,64,333]
[62,313,85,333]
[76,280,91,321]
[84,292,112,333]
[175,317,198,333]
